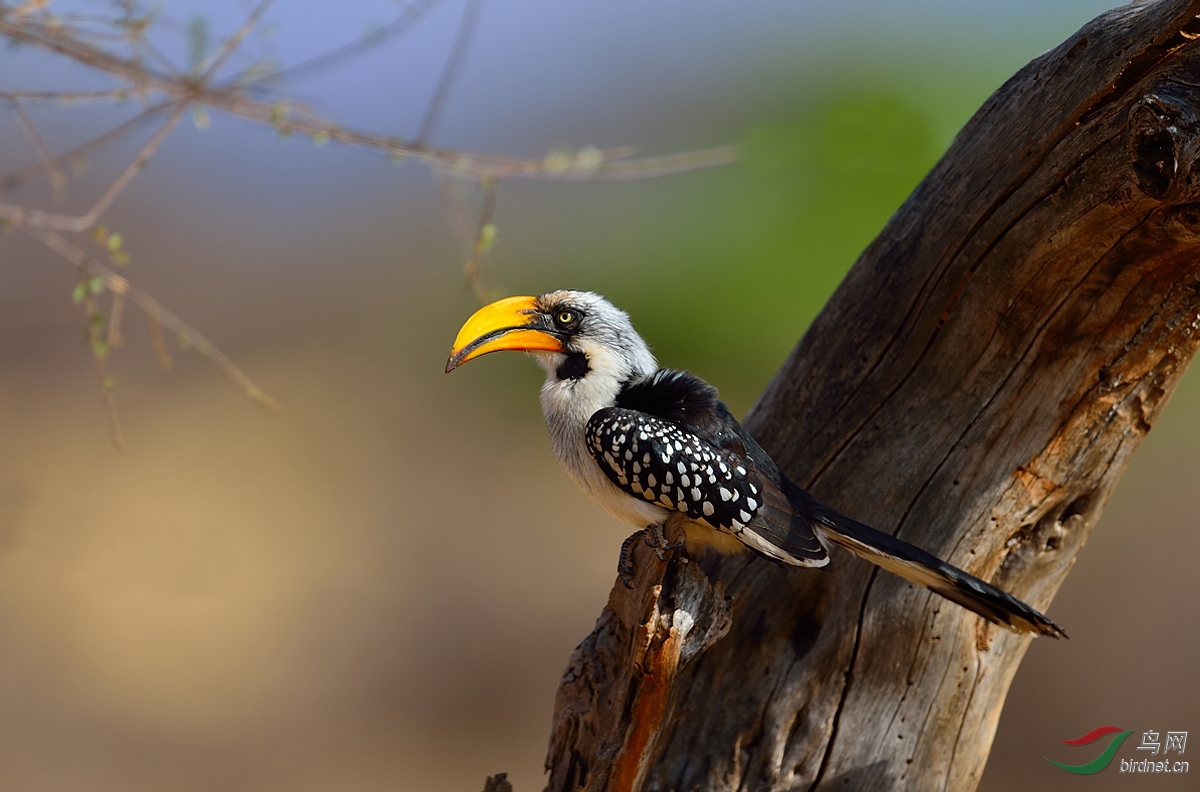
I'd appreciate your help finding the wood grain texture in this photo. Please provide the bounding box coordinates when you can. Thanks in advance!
[543,1,1200,790]
[546,540,732,792]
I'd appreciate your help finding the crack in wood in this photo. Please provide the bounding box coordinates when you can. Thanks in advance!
[803,566,876,792]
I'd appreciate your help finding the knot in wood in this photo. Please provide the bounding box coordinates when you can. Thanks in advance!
[1129,92,1200,200]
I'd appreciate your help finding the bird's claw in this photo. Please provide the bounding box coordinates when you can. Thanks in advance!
[619,523,687,588]
[618,531,640,589]
[643,522,685,560]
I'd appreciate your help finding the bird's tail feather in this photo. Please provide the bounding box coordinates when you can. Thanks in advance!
[783,483,1066,638]
[747,481,832,567]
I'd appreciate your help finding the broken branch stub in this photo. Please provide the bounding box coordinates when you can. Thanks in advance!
[546,543,730,792]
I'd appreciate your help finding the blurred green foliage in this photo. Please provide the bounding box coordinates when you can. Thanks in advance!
[678,92,938,374]
[477,61,1025,413]
[544,86,953,411]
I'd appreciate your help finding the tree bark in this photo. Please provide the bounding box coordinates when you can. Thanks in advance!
[543,1,1200,790]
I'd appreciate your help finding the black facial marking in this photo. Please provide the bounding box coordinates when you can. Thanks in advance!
[556,351,591,381]
[536,296,587,340]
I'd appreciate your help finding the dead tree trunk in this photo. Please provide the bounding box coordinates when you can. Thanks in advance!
[542,1,1200,790]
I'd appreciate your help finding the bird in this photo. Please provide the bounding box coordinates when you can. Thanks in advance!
[445,290,1066,638]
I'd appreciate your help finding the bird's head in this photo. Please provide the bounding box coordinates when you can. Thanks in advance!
[446,290,656,386]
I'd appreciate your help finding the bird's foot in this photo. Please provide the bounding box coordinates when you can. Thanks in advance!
[619,522,688,588]
[643,521,686,560]
[618,531,641,589]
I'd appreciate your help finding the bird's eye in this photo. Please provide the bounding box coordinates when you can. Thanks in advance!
[556,310,577,327]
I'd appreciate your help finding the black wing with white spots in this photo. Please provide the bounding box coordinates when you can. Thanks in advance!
[585,407,829,566]
[586,409,760,529]
[588,370,1064,636]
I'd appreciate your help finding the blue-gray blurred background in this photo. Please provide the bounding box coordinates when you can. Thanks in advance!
[0,1,1196,790]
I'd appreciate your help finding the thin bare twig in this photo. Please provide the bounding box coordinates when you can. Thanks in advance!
[136,33,187,77]
[435,172,477,250]
[81,289,126,448]
[0,102,186,232]
[584,146,740,180]
[8,97,67,197]
[435,171,498,301]
[1,102,172,194]
[8,0,51,18]
[146,307,174,371]
[235,0,279,65]
[75,102,185,230]
[0,13,737,182]
[107,282,126,348]
[0,88,139,105]
[197,0,273,80]
[252,0,440,87]
[20,225,280,410]
[415,0,484,145]
[464,177,497,303]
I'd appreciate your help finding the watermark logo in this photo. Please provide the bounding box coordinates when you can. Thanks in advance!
[1046,726,1188,775]
[1124,730,1189,775]
[1046,726,1134,775]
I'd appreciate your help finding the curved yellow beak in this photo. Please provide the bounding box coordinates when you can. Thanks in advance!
[445,295,564,373]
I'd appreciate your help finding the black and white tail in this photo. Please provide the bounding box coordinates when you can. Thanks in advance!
[784,481,1067,638]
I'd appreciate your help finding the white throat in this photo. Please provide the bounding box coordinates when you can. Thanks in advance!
[533,335,659,526]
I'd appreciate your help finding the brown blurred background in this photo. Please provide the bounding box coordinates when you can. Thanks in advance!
[1,1,1196,790]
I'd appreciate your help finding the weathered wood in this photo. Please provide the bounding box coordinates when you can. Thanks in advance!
[545,1,1200,790]
[546,541,732,792]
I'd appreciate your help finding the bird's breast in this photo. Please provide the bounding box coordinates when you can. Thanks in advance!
[560,438,667,528]
[543,422,658,530]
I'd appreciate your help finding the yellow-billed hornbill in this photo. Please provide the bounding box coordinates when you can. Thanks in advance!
[446,290,1066,638]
